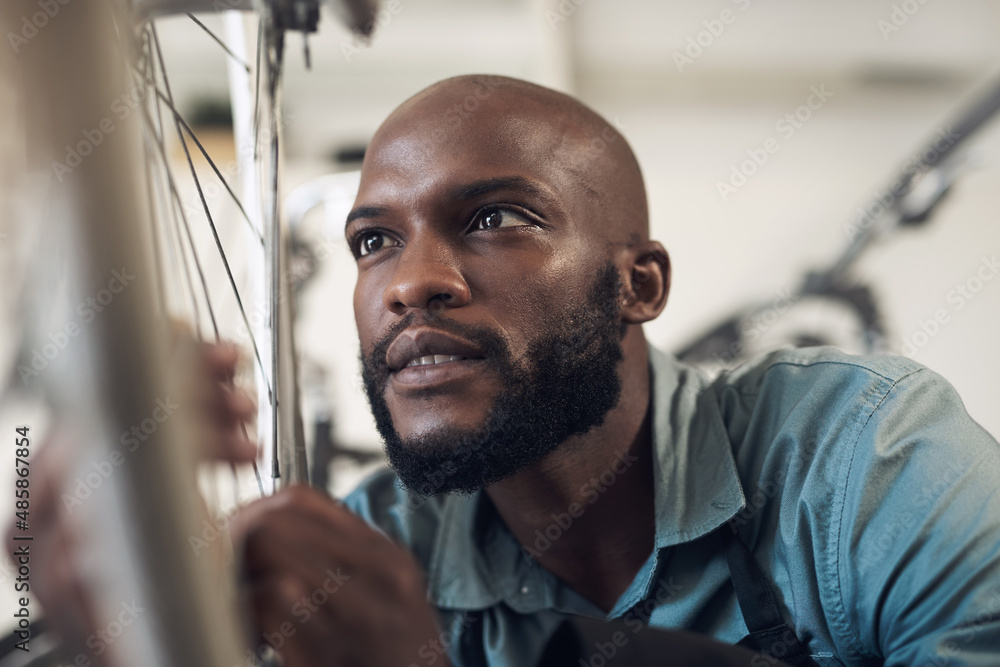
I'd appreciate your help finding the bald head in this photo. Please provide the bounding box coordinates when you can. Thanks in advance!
[367,75,649,248]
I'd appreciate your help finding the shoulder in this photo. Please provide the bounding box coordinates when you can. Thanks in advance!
[703,342,1000,494]
[713,345,994,453]
[706,346,947,446]
[707,345,997,498]
[704,347,1000,661]
[716,344,926,397]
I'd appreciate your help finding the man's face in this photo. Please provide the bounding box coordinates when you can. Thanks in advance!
[347,81,626,494]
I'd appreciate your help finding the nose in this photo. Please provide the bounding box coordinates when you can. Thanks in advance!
[382,238,471,314]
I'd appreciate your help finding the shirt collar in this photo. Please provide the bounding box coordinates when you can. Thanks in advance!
[646,345,747,550]
[423,344,746,610]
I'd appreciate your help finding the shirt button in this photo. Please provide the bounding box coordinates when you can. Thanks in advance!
[521,586,529,595]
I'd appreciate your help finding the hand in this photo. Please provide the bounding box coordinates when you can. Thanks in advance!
[186,340,258,464]
[232,485,448,667]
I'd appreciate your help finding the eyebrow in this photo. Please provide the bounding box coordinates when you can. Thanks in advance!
[345,176,556,227]
[345,205,389,225]
[449,176,554,203]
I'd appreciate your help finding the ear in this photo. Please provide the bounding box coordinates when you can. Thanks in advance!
[621,241,670,325]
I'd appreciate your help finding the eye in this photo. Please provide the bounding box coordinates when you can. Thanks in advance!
[356,231,399,257]
[469,207,535,232]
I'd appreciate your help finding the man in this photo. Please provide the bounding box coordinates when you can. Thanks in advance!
[231,75,1000,666]
[18,75,1000,667]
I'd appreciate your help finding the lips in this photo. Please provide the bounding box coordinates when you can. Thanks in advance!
[385,328,486,373]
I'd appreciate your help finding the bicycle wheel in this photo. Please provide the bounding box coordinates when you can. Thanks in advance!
[1,1,373,664]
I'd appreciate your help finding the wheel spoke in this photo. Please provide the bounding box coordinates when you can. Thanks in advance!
[148,24,273,399]
[152,88,265,246]
[185,13,252,73]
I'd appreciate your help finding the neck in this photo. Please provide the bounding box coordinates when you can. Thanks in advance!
[485,329,656,612]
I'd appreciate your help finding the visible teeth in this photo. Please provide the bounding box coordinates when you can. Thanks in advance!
[406,354,467,368]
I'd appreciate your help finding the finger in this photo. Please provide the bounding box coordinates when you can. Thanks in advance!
[202,426,258,464]
[199,383,255,427]
[238,510,365,584]
[220,388,256,423]
[232,488,384,569]
[237,485,377,542]
[200,341,241,382]
[240,557,377,655]
[198,384,257,463]
[234,491,415,601]
[199,385,253,430]
[244,564,432,667]
[243,574,341,667]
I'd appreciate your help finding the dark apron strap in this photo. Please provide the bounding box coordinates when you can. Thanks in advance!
[723,530,822,667]
[538,615,801,667]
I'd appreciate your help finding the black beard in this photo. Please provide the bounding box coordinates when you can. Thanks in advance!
[360,263,625,496]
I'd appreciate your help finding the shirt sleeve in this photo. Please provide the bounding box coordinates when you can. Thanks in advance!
[837,367,1000,666]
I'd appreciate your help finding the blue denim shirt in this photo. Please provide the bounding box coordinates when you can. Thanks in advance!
[343,345,1000,666]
